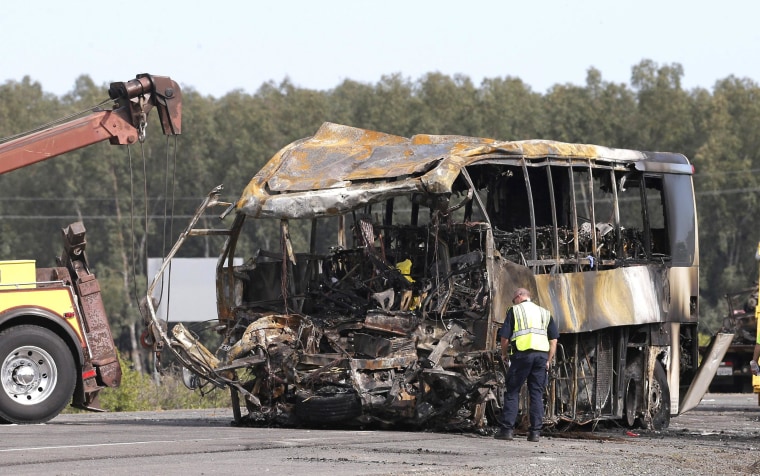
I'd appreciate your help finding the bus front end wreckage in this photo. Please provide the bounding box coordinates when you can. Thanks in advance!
[143,123,730,431]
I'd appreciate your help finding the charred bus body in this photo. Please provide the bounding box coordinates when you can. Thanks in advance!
[146,123,727,431]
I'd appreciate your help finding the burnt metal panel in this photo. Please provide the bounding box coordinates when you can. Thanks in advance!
[596,331,614,413]
[235,123,659,219]
[535,265,670,333]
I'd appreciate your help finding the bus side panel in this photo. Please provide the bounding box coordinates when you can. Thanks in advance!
[534,266,668,334]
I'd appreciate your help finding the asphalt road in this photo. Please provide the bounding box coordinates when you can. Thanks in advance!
[2,393,759,476]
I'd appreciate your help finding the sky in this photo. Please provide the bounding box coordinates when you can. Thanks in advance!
[2,1,760,98]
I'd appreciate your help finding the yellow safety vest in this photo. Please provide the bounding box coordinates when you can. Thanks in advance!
[511,301,551,352]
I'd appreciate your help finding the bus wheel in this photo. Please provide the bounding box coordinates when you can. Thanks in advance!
[622,353,643,428]
[0,325,76,424]
[624,377,638,427]
[639,360,670,430]
[485,369,506,426]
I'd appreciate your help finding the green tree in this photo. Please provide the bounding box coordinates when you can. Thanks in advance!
[630,60,698,155]
[414,72,479,135]
[693,77,760,309]
[477,76,543,140]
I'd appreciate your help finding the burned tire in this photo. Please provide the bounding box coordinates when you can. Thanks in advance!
[641,360,670,430]
[295,386,362,424]
[622,353,644,428]
[0,326,76,424]
[622,355,670,430]
[624,376,638,427]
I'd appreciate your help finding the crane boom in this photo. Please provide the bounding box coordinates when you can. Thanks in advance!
[0,73,181,175]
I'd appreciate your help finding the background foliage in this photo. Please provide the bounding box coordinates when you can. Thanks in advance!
[2,59,758,372]
[62,352,231,413]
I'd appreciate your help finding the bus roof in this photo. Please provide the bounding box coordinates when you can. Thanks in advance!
[236,122,691,219]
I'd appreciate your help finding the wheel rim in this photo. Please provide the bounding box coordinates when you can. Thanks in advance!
[649,379,662,414]
[648,377,663,418]
[1,345,58,405]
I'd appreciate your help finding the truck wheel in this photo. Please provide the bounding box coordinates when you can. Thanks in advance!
[0,325,76,424]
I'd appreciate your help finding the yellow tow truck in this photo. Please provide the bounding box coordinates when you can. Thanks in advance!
[0,74,182,423]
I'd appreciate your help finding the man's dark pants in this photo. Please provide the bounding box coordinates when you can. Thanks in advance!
[500,351,547,432]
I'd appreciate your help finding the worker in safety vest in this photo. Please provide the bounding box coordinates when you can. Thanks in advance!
[494,287,558,442]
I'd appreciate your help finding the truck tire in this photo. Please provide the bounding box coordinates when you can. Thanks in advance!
[0,325,76,424]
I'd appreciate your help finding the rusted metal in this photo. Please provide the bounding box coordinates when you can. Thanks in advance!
[108,74,182,136]
[235,123,653,220]
[59,223,122,389]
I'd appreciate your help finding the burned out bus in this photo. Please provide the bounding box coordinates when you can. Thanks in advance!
[145,122,729,431]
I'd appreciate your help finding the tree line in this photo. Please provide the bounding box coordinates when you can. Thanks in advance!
[1,59,758,368]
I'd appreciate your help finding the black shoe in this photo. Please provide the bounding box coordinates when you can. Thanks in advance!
[494,429,514,440]
[527,431,540,442]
